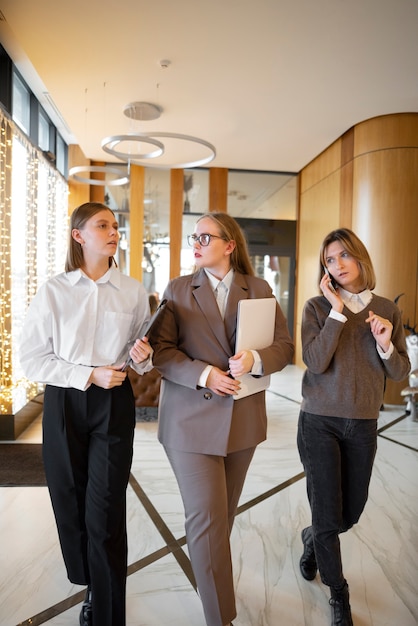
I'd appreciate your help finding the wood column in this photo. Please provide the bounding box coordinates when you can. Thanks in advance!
[129,165,145,281]
[89,160,105,203]
[209,168,228,212]
[67,145,89,214]
[351,114,418,403]
[170,169,184,279]
[340,127,354,226]
[67,151,106,212]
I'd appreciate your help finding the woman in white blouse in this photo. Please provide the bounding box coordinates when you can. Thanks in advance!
[19,202,153,626]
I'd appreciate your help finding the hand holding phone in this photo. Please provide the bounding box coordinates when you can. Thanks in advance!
[323,266,338,293]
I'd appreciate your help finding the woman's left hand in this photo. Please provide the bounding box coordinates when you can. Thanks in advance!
[228,350,254,378]
[129,336,153,364]
[365,310,393,352]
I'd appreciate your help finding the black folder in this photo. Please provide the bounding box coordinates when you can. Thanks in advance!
[122,298,167,371]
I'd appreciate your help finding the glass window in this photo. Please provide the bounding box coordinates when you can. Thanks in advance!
[180,170,297,274]
[227,170,297,221]
[180,169,209,275]
[252,254,291,321]
[56,133,66,175]
[11,69,68,177]
[10,132,68,409]
[142,168,171,297]
[182,168,209,216]
[12,72,30,134]
[105,167,171,297]
[180,170,297,336]
[38,109,50,151]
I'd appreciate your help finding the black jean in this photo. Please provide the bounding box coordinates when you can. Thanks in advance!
[297,410,377,588]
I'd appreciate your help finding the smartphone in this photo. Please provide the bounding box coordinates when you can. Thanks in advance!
[323,266,338,292]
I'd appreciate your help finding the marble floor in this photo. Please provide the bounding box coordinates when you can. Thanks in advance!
[1,365,417,626]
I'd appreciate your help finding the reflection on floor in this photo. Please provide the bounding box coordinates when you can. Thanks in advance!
[1,365,417,626]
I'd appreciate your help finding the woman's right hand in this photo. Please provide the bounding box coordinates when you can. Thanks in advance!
[320,273,344,313]
[206,366,241,397]
[88,365,127,389]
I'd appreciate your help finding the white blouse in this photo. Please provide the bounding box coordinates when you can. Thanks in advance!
[19,267,152,391]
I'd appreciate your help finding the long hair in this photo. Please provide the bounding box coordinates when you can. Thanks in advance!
[65,202,117,272]
[318,228,376,290]
[196,212,255,276]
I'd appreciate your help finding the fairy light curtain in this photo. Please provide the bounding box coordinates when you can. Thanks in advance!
[0,107,68,414]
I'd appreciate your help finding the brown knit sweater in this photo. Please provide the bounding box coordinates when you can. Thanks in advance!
[301,294,410,420]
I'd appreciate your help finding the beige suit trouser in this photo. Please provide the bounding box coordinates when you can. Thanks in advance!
[164,445,256,626]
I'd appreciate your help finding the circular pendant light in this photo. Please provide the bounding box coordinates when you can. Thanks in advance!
[68,165,129,186]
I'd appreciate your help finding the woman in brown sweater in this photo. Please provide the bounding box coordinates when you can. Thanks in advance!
[297,228,410,626]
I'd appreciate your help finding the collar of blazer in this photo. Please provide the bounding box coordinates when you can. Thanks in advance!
[191,270,250,356]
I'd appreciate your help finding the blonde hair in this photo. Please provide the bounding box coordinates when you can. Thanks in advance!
[65,202,117,272]
[319,228,376,290]
[196,212,255,276]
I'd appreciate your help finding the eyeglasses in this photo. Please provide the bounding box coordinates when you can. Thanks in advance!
[187,233,226,247]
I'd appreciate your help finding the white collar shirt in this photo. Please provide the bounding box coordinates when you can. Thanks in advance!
[204,268,234,294]
[19,267,152,391]
[329,287,393,359]
[198,268,263,385]
[339,287,373,313]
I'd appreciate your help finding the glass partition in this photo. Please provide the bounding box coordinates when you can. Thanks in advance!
[227,170,297,220]
[180,170,297,335]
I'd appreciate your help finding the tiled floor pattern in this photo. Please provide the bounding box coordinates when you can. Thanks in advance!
[1,365,417,626]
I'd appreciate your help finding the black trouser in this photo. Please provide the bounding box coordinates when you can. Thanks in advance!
[42,379,135,626]
[297,410,377,588]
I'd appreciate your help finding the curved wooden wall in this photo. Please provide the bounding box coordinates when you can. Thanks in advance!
[297,113,418,403]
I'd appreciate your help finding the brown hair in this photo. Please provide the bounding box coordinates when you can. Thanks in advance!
[196,212,255,276]
[148,292,160,314]
[65,202,117,272]
[319,228,376,290]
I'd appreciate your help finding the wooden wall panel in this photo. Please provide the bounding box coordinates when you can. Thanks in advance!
[89,160,105,203]
[352,144,418,403]
[352,149,418,306]
[170,169,184,279]
[339,128,354,226]
[297,113,418,404]
[68,145,89,214]
[209,168,228,212]
[299,138,341,193]
[129,165,145,281]
[355,112,418,154]
[296,170,341,364]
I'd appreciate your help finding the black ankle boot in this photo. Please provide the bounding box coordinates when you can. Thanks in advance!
[329,582,353,626]
[79,587,92,626]
[299,526,317,580]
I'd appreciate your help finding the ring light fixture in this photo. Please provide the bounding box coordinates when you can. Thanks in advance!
[68,165,129,186]
[101,133,165,160]
[101,131,216,169]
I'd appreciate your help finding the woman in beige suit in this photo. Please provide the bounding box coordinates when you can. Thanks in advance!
[152,213,294,626]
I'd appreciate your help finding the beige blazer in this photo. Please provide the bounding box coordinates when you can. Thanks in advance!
[152,270,294,456]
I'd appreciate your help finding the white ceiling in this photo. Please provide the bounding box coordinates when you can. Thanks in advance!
[1,0,417,175]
